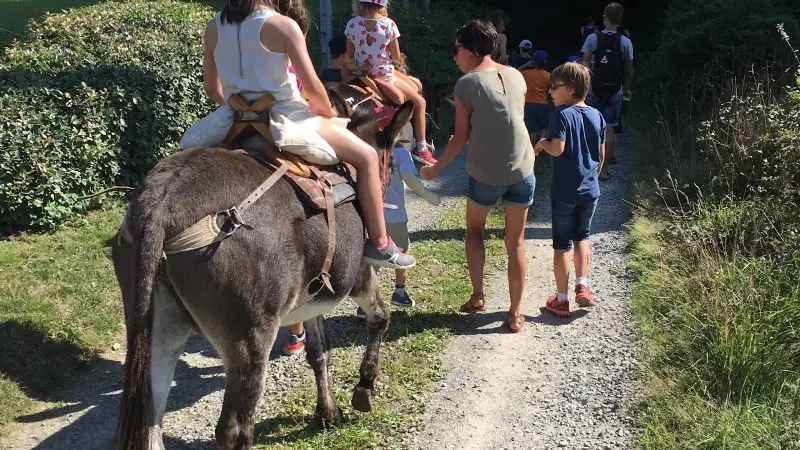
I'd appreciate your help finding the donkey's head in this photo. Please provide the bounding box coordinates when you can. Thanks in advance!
[326,83,414,192]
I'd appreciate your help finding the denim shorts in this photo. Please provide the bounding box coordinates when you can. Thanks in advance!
[468,173,536,208]
[552,196,599,250]
[524,103,550,135]
[587,90,623,126]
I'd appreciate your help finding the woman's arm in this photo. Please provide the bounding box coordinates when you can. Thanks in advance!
[202,19,225,106]
[420,97,470,179]
[264,16,336,116]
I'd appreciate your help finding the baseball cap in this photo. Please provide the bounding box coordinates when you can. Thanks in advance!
[566,55,581,63]
[534,50,549,63]
[519,39,533,49]
[359,0,389,5]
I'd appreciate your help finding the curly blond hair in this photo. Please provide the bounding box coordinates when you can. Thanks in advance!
[352,0,389,17]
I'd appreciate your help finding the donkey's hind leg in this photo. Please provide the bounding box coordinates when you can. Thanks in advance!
[351,266,390,412]
[149,281,194,450]
[303,314,342,427]
[215,317,280,450]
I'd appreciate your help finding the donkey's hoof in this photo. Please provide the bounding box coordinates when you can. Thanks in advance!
[351,385,374,412]
[316,406,343,429]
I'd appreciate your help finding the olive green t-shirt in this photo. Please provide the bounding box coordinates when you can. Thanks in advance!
[454,68,535,186]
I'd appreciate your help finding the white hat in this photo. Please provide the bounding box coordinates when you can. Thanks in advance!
[519,39,533,49]
[359,0,389,5]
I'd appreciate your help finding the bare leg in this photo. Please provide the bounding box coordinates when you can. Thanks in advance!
[288,322,303,336]
[466,202,491,297]
[395,78,427,143]
[351,267,390,412]
[317,119,388,247]
[574,239,591,279]
[554,249,571,294]
[503,205,529,316]
[303,315,341,426]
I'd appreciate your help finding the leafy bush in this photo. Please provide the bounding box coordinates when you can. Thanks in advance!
[0,0,215,234]
[640,0,800,110]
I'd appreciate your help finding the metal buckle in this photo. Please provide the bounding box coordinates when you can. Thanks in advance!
[218,206,251,238]
[239,111,259,122]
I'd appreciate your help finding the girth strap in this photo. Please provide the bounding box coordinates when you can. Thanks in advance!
[308,166,337,295]
[163,161,291,255]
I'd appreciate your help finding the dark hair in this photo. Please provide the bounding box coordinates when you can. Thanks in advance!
[550,62,591,99]
[220,0,310,34]
[329,35,348,59]
[604,2,624,26]
[455,20,498,58]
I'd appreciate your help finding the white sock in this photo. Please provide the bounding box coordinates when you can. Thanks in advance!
[394,285,405,295]
[576,277,588,287]
[557,292,569,303]
[415,140,427,152]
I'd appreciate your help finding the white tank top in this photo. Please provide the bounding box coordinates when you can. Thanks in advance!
[214,8,302,103]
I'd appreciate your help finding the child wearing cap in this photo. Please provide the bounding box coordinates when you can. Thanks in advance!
[534,62,605,318]
[518,50,551,143]
[507,39,533,69]
[345,0,437,167]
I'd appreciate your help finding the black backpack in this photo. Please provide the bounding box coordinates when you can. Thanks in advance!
[591,31,624,102]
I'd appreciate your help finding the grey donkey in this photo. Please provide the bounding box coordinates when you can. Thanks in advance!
[112,96,415,450]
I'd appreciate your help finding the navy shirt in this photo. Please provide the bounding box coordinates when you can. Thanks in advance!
[508,54,533,69]
[546,104,605,202]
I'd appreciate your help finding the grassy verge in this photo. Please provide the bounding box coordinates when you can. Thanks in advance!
[0,206,124,428]
[253,203,507,449]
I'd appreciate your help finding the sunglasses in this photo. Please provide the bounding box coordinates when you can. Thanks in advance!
[453,44,463,56]
[549,83,565,91]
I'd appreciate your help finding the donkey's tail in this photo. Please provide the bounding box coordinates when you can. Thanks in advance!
[114,207,165,450]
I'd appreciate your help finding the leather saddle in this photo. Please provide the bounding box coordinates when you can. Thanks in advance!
[340,61,406,106]
[223,93,358,295]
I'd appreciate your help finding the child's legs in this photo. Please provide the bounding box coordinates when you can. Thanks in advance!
[572,197,599,279]
[552,199,577,294]
[395,77,427,142]
[317,119,387,247]
[386,221,410,285]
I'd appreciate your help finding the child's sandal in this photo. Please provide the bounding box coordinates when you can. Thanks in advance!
[507,311,525,333]
[459,293,485,313]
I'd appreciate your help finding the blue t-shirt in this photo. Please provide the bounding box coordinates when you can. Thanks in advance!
[546,104,605,202]
[383,147,417,223]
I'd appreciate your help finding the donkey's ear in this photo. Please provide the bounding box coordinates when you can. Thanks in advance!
[384,100,414,147]
[326,84,352,118]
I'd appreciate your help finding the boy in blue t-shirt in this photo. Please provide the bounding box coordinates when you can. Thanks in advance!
[355,146,441,317]
[534,62,606,318]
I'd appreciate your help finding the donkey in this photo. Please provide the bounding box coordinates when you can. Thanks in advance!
[112,88,415,450]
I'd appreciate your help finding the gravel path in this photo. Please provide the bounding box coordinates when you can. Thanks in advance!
[414,137,638,449]
[1,134,638,450]
[0,152,470,450]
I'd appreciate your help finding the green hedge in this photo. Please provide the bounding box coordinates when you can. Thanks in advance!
[0,0,215,234]
[0,0,483,234]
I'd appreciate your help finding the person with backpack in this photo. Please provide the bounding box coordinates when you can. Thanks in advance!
[581,2,633,181]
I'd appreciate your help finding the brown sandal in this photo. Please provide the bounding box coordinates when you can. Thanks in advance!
[507,311,525,333]
[459,293,485,313]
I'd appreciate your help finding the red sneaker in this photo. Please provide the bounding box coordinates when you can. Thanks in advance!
[575,284,597,307]
[545,295,571,318]
[412,147,438,167]
[282,331,306,356]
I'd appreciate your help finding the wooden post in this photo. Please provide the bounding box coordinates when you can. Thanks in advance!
[320,0,332,68]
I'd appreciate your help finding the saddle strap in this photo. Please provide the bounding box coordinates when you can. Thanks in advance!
[309,166,336,294]
[237,161,291,214]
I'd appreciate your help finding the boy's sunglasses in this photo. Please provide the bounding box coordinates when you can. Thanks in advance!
[549,83,565,91]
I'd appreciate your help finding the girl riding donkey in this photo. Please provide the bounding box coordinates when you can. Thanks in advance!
[180,0,414,270]
[346,0,437,167]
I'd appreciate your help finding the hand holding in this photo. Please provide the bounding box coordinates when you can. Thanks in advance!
[419,165,438,181]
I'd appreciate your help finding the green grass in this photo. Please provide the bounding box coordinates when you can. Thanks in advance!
[253,204,507,449]
[0,205,124,427]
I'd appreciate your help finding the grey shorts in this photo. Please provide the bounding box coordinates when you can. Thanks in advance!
[386,221,410,251]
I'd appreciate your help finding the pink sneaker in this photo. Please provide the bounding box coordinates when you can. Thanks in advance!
[412,146,437,167]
